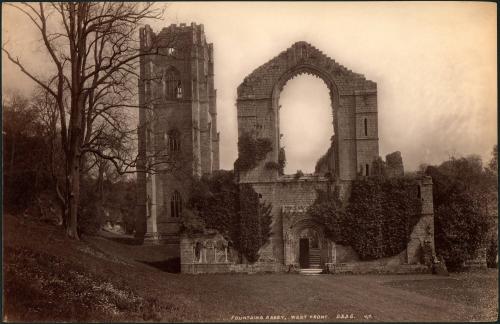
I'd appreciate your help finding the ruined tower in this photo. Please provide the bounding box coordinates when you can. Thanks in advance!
[137,23,219,243]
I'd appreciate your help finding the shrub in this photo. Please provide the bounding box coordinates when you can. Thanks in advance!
[294,170,304,179]
[234,133,272,172]
[180,209,206,236]
[425,158,492,271]
[264,147,286,175]
[237,184,272,263]
[187,171,239,240]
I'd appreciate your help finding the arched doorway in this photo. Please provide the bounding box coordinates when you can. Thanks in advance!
[284,218,326,269]
[298,227,321,268]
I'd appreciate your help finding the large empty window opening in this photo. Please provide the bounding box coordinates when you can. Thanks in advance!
[279,74,333,174]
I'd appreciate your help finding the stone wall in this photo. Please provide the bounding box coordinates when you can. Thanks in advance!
[137,23,220,243]
[246,175,435,270]
[236,42,379,184]
[385,151,404,178]
[179,174,435,274]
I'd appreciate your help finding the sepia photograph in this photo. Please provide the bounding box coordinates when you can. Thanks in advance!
[2,1,498,322]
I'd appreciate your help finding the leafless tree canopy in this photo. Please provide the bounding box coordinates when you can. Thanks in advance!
[2,2,171,239]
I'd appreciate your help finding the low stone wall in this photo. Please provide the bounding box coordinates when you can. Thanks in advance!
[464,247,488,270]
[328,263,431,275]
[181,263,232,274]
[181,262,287,274]
[326,250,431,274]
[182,260,430,275]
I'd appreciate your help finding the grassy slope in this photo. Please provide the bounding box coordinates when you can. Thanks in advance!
[3,214,498,322]
[3,214,181,322]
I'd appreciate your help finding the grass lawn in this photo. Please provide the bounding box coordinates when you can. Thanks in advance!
[3,214,498,322]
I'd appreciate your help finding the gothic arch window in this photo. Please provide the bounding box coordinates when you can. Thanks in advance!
[163,67,182,100]
[364,118,368,136]
[176,81,183,99]
[171,190,182,218]
[167,129,181,152]
[194,242,202,262]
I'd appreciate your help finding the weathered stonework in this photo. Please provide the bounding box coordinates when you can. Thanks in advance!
[386,151,405,178]
[135,28,436,274]
[232,42,436,274]
[137,23,220,244]
[237,41,379,184]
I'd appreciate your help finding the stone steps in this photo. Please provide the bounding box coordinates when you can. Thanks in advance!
[309,248,321,268]
[299,268,323,275]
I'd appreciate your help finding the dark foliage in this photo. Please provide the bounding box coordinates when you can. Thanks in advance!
[238,184,263,263]
[309,177,422,261]
[79,177,137,236]
[264,147,286,175]
[307,190,348,244]
[315,145,334,175]
[3,96,55,213]
[186,172,272,263]
[486,237,498,268]
[371,156,386,177]
[425,156,493,271]
[294,170,304,179]
[234,133,273,172]
[78,178,102,235]
[186,170,239,239]
[265,161,281,171]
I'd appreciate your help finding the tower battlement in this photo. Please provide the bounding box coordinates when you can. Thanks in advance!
[136,23,219,243]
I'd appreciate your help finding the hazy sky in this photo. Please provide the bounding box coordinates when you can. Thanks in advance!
[2,2,497,172]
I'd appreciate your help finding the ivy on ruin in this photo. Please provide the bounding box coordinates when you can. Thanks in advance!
[183,171,272,263]
[308,176,423,260]
[265,147,286,175]
[237,184,273,263]
[234,133,273,172]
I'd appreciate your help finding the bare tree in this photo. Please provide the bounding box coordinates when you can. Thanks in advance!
[3,2,170,239]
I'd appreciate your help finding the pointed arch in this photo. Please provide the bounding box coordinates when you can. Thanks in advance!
[163,67,182,100]
[166,128,181,152]
[236,41,379,182]
[171,190,182,218]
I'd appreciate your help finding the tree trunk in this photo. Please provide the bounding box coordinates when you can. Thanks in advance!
[65,145,83,239]
[96,161,105,225]
[66,152,80,239]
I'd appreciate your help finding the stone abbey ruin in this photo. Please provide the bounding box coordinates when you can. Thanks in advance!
[137,23,436,274]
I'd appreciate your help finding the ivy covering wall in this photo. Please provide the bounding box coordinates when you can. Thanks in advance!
[234,133,272,172]
[265,147,286,175]
[183,171,272,263]
[308,177,422,260]
[238,184,272,263]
